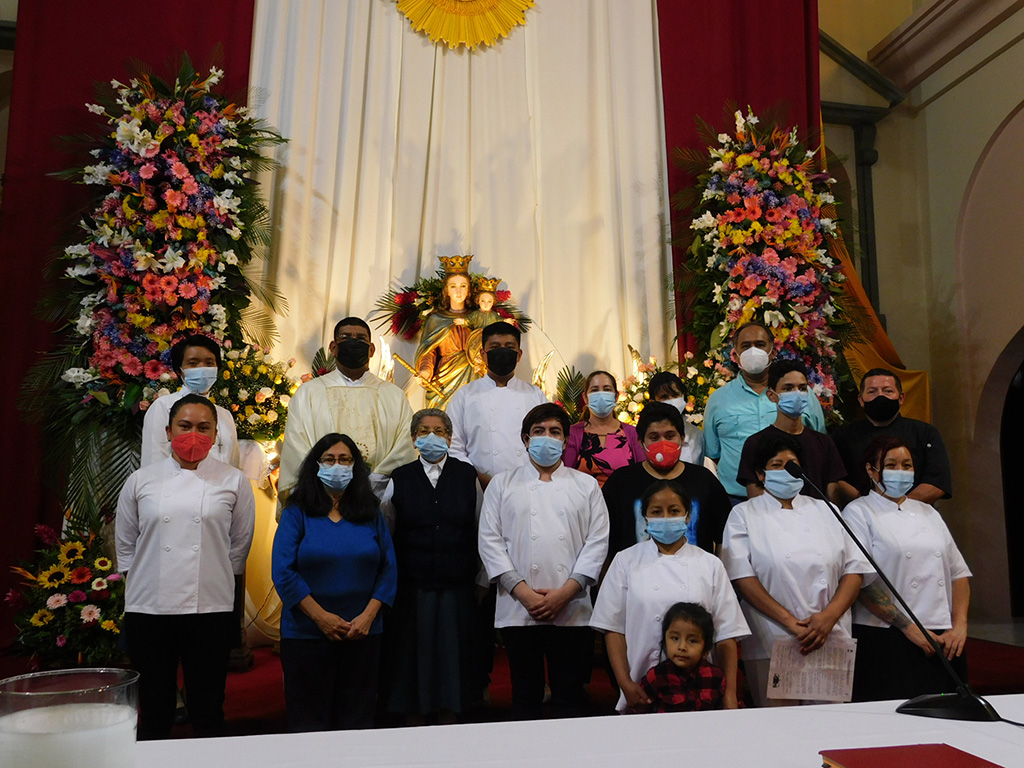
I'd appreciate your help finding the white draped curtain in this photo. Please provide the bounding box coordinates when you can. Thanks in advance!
[250,0,673,389]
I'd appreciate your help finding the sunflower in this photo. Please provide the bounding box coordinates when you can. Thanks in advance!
[101,620,120,634]
[38,564,70,589]
[29,609,54,627]
[59,541,86,563]
[93,557,113,572]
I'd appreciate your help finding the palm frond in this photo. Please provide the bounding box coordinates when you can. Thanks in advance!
[554,366,586,423]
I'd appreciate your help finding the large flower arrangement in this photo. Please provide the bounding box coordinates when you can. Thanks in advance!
[373,268,531,340]
[678,109,851,409]
[211,345,298,440]
[22,57,284,529]
[6,525,126,668]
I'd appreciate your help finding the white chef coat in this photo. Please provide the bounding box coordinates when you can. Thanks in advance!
[140,387,240,469]
[842,491,971,630]
[680,422,706,466]
[447,375,548,478]
[479,462,609,628]
[116,456,255,614]
[591,539,749,711]
[720,493,873,660]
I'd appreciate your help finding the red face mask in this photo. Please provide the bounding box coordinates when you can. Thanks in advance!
[645,440,681,470]
[171,432,213,463]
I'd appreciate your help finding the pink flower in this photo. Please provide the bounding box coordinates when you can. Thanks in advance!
[144,360,167,380]
[80,604,101,623]
[106,572,122,582]
[178,281,198,299]
[34,524,59,545]
[171,161,190,180]
[67,590,87,603]
[46,594,68,610]
[56,635,67,647]
[121,356,143,376]
[139,163,157,179]
[182,178,199,196]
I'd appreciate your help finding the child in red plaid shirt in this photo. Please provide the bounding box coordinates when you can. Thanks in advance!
[633,602,725,713]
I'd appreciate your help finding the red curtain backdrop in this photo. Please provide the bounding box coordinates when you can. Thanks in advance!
[656,0,821,356]
[0,0,255,650]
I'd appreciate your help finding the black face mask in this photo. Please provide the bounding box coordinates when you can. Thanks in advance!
[863,394,900,423]
[486,347,518,377]
[335,339,370,370]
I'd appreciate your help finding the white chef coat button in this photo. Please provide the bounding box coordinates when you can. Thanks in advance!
[911,581,918,588]
[531,564,539,571]
[194,516,200,523]
[531,509,537,515]
[490,427,496,432]
[164,494,170,498]
[530,485,536,491]
[163,516,170,522]
[490,406,496,411]
[493,450,499,455]
[816,549,822,555]
[820,579,827,585]
[516,450,522,456]
[164,545,171,552]
[654,616,661,622]
[559,510,565,516]
[531,533,538,540]
[785,553,792,559]
[653,585,659,590]
[938,579,945,586]
[906,552,912,558]
[557,565,563,571]
[558,534,564,540]
[192,545,198,552]
[935,552,942,558]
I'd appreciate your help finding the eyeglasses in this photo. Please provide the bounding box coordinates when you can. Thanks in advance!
[319,456,354,467]
[414,427,449,437]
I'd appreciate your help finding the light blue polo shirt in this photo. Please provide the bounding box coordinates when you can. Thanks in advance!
[703,376,826,497]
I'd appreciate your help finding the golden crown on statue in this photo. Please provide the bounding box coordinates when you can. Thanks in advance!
[477,277,500,293]
[439,254,473,275]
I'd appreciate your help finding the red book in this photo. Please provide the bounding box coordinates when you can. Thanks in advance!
[820,743,1004,768]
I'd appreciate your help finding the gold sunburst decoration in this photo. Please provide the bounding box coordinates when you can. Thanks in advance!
[396,0,535,50]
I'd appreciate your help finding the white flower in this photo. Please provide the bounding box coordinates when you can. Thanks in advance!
[690,211,717,230]
[259,387,273,397]
[687,366,698,378]
[735,111,745,133]
[238,389,249,402]
[221,249,238,265]
[81,290,104,309]
[82,163,115,185]
[217,262,225,273]
[61,367,100,386]
[265,410,278,423]
[89,149,103,158]
[65,263,96,279]
[818,192,835,205]
[207,66,224,86]
[279,395,291,407]
[763,309,786,327]
[210,275,226,290]
[132,242,160,272]
[227,156,242,169]
[85,103,105,115]
[717,133,730,144]
[115,118,158,156]
[226,350,241,360]
[213,190,240,215]
[159,372,173,382]
[223,171,242,185]
[712,284,723,304]
[75,311,95,335]
[64,244,90,258]
[746,111,759,125]
[229,226,242,240]
[161,246,185,273]
[94,224,115,246]
[709,160,725,173]
[247,413,262,425]
[221,138,239,148]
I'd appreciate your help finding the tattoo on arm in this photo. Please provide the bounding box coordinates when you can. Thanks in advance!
[860,584,911,629]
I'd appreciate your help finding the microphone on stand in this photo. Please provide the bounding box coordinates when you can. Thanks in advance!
[783,460,999,722]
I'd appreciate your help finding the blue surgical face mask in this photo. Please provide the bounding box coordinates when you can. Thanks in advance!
[318,463,353,491]
[527,435,564,468]
[763,469,804,500]
[183,366,219,394]
[645,516,690,545]
[415,433,449,463]
[587,391,617,418]
[879,469,914,499]
[776,390,808,418]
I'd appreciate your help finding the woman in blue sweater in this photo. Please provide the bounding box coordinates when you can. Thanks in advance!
[272,432,397,731]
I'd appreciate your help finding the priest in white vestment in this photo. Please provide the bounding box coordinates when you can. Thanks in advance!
[279,317,416,502]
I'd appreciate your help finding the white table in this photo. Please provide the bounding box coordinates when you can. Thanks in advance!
[138,695,1024,767]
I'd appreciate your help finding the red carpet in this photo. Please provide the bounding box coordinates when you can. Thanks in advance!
[199,636,1024,735]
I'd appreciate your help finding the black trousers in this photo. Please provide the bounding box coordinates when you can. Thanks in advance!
[280,634,382,732]
[124,611,235,740]
[500,625,592,720]
[852,623,968,702]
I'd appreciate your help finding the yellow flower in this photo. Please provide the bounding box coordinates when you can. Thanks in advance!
[241,365,253,376]
[697,376,705,386]
[30,609,54,627]
[101,620,120,634]
[257,365,268,374]
[38,565,70,589]
[226,360,234,369]
[59,541,86,563]
[93,557,113,572]
[222,370,231,380]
